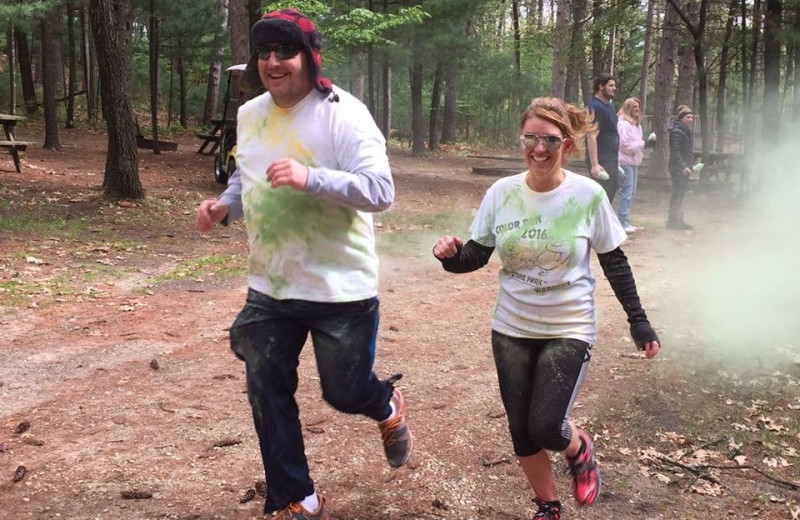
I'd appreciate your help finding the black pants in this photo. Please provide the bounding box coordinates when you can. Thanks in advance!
[229,289,394,513]
[668,170,690,224]
[597,158,620,203]
[492,331,592,457]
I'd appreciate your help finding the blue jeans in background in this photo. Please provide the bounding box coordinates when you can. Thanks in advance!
[616,164,639,228]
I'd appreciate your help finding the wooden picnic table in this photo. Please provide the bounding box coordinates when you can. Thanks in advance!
[0,114,34,173]
[196,117,234,155]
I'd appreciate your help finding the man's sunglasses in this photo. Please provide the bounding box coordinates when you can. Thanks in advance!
[519,134,568,152]
[257,44,302,61]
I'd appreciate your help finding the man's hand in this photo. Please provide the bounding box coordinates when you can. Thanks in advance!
[433,235,462,259]
[590,164,608,180]
[196,199,229,232]
[266,158,309,191]
[682,167,692,176]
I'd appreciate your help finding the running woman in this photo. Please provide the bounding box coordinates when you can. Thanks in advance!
[432,97,660,519]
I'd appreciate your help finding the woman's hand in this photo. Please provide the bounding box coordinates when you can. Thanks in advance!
[643,340,660,359]
[433,235,462,259]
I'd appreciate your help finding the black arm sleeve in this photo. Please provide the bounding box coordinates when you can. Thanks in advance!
[597,247,660,350]
[438,240,494,274]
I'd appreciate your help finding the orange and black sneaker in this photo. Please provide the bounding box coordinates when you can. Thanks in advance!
[270,495,328,520]
[532,498,562,520]
[566,431,601,506]
[378,388,413,467]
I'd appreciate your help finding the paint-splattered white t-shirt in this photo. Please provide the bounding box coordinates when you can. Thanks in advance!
[470,170,626,343]
[229,87,393,302]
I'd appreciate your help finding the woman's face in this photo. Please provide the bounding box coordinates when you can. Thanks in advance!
[681,114,695,128]
[520,115,571,182]
[632,103,641,119]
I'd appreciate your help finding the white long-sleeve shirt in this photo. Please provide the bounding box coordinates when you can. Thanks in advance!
[218,86,394,302]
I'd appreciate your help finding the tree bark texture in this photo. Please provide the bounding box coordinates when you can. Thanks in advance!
[565,0,587,104]
[748,0,762,111]
[381,60,391,138]
[149,0,161,154]
[639,0,655,112]
[761,0,782,143]
[410,59,425,155]
[41,16,61,150]
[228,0,250,97]
[203,0,228,123]
[715,0,738,152]
[90,0,143,200]
[794,7,800,121]
[66,4,77,128]
[648,0,681,177]
[428,63,442,151]
[440,62,458,144]
[7,27,16,114]
[81,8,95,120]
[178,52,187,128]
[15,29,37,115]
[550,0,571,98]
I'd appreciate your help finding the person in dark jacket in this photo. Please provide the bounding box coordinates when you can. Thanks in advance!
[667,106,695,230]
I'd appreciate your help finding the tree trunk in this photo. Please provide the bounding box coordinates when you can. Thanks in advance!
[428,63,442,151]
[90,0,143,200]
[761,0,781,143]
[740,0,748,107]
[715,0,737,152]
[410,59,425,156]
[748,0,761,111]
[149,0,161,154]
[675,44,696,110]
[15,29,37,115]
[440,61,458,144]
[675,0,699,111]
[794,7,800,121]
[550,0,570,98]
[511,0,522,115]
[591,0,603,78]
[648,0,681,177]
[381,59,391,138]
[228,0,250,96]
[352,50,366,101]
[66,4,77,128]
[178,51,187,128]
[41,16,61,150]
[203,0,228,123]
[639,0,655,111]
[81,8,95,121]
[565,0,586,104]
[168,57,174,127]
[7,26,16,114]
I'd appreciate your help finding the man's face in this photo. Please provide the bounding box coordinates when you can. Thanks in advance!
[600,80,616,100]
[257,44,313,108]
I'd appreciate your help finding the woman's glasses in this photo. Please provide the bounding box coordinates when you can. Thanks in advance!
[257,44,302,61]
[519,134,567,152]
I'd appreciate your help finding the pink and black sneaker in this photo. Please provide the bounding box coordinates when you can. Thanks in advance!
[566,431,601,506]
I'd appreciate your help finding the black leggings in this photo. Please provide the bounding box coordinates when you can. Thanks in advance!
[492,331,592,457]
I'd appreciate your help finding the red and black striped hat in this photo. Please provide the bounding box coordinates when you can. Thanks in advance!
[248,8,333,97]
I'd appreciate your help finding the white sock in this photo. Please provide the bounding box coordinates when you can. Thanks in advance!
[300,493,319,512]
[379,400,397,423]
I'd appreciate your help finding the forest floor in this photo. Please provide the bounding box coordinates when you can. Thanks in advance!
[0,127,799,520]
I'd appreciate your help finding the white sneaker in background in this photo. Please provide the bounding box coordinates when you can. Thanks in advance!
[623,225,637,233]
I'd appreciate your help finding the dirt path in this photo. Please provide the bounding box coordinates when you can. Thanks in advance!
[1,132,798,519]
